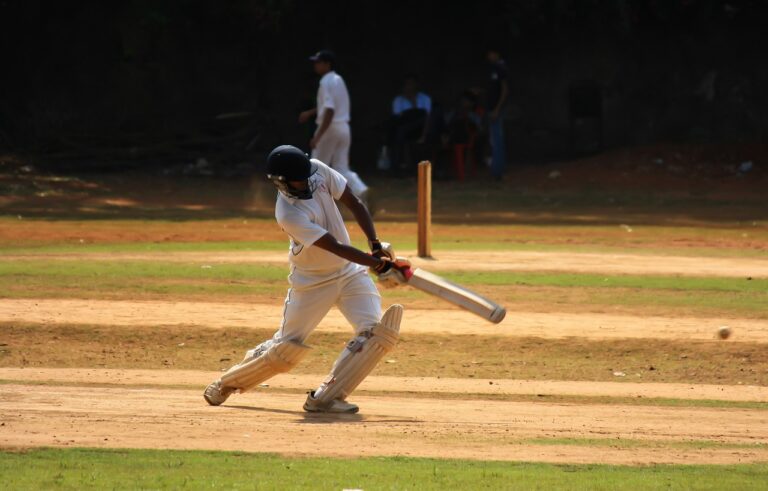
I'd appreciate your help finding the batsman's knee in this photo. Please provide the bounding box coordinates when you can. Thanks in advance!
[220,338,311,393]
[313,304,403,406]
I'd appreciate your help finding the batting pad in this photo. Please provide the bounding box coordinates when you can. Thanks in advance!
[221,339,311,393]
[315,304,403,405]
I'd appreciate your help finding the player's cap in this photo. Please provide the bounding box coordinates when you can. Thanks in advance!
[266,145,317,181]
[309,49,336,65]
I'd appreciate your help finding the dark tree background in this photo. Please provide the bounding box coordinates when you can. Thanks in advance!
[1,0,766,170]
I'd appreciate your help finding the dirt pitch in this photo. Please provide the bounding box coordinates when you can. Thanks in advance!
[1,169,767,466]
[1,250,767,465]
[2,380,768,465]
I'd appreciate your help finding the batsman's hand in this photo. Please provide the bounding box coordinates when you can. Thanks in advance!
[373,257,411,288]
[370,240,395,260]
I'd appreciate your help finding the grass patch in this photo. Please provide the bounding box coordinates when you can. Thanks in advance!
[0,240,290,254]
[1,260,764,317]
[2,238,767,258]
[1,448,767,490]
[1,279,764,319]
[1,216,767,257]
[1,260,763,291]
[0,260,290,281]
[2,323,766,385]
[448,270,766,292]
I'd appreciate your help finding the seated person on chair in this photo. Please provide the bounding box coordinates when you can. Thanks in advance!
[389,75,432,175]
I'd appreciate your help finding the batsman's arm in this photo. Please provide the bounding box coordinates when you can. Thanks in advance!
[314,233,383,270]
[338,186,379,248]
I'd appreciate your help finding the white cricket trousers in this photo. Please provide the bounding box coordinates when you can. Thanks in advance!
[274,267,381,344]
[311,122,368,196]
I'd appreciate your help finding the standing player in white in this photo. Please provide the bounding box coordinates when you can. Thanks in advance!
[298,50,369,199]
[204,145,409,413]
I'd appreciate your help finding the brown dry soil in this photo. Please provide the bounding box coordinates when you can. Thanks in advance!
[2,297,767,464]
[2,155,768,465]
[3,141,768,225]
[2,380,767,465]
[2,319,767,385]
[2,218,768,253]
[2,280,767,465]
[2,299,767,343]
[4,368,768,403]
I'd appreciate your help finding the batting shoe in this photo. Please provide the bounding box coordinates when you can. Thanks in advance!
[203,380,235,406]
[303,391,359,414]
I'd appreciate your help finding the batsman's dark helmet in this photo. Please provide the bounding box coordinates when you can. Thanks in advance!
[266,145,318,199]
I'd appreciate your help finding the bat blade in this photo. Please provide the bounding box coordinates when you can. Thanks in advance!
[406,268,506,324]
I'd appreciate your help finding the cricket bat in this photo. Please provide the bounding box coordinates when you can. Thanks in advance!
[402,267,506,324]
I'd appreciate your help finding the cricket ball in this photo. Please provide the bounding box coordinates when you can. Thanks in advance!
[717,326,732,340]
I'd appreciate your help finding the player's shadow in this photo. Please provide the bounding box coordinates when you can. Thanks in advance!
[226,404,364,422]
[226,404,308,417]
[224,405,417,424]
[298,415,419,424]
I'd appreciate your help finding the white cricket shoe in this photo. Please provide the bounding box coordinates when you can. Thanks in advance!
[203,380,235,406]
[303,391,359,414]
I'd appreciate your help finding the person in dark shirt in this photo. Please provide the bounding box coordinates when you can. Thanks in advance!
[444,90,482,181]
[389,75,432,176]
[485,47,508,180]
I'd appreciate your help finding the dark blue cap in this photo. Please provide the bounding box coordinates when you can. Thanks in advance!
[309,49,336,65]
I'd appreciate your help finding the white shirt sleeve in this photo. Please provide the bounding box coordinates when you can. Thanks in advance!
[278,207,328,248]
[320,78,336,111]
[315,160,347,199]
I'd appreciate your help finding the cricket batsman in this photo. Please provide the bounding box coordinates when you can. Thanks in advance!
[204,145,409,413]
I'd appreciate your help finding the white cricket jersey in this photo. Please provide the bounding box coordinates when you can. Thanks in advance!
[275,159,360,287]
[316,71,350,124]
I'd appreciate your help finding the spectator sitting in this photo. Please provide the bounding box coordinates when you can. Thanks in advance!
[443,90,482,181]
[389,75,432,176]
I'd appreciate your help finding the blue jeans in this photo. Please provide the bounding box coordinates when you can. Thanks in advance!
[489,117,506,178]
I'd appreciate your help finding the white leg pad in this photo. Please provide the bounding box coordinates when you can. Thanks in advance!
[314,304,403,405]
[221,339,310,393]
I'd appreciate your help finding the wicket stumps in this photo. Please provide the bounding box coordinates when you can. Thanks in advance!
[417,161,432,258]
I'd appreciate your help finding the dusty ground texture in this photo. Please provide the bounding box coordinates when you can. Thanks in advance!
[1,293,767,464]
[2,298,766,342]
[1,251,767,463]
[1,381,767,465]
[1,165,767,466]
[3,368,768,402]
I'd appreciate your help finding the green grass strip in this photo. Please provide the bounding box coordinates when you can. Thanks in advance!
[0,240,290,254]
[449,270,766,292]
[0,260,764,293]
[0,260,290,281]
[1,448,767,490]
[1,238,766,258]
